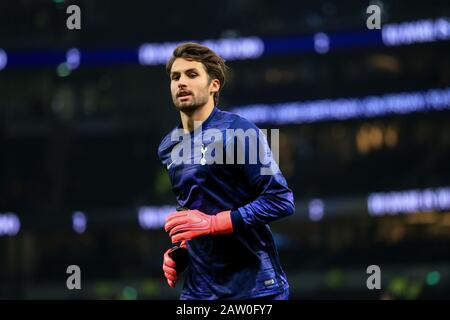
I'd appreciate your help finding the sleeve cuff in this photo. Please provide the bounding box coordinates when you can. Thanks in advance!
[230,209,246,231]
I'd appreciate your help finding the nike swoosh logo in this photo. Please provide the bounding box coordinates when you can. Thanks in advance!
[167,160,176,170]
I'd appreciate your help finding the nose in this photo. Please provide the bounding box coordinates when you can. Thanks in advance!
[177,74,188,88]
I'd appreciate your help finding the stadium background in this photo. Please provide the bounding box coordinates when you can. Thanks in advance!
[1,0,449,299]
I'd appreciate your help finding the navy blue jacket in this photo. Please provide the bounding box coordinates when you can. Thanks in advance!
[158,107,295,299]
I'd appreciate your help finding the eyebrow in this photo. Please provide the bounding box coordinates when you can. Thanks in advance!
[170,68,199,76]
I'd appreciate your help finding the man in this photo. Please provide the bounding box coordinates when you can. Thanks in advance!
[158,43,294,300]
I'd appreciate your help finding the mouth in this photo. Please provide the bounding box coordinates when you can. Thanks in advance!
[177,91,192,99]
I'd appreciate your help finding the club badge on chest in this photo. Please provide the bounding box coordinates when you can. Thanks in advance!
[200,144,207,165]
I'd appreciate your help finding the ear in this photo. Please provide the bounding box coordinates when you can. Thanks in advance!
[209,79,220,95]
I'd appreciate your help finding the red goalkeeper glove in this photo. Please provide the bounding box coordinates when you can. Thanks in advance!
[162,240,187,288]
[164,209,233,243]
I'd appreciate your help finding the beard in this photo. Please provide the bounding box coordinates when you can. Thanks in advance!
[172,91,209,112]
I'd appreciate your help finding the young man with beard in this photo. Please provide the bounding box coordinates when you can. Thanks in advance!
[158,43,295,300]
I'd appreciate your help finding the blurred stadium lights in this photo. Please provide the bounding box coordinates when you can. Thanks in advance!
[382,18,450,46]
[426,271,441,286]
[139,37,264,65]
[0,49,7,70]
[72,211,87,234]
[56,63,71,77]
[55,49,80,77]
[138,186,450,227]
[313,33,330,54]
[1,17,448,70]
[121,286,138,300]
[308,199,325,221]
[0,212,21,237]
[138,205,176,229]
[230,87,450,124]
[368,187,450,217]
[66,48,81,70]
[3,185,450,234]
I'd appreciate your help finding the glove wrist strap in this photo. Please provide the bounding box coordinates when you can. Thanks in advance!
[212,210,233,235]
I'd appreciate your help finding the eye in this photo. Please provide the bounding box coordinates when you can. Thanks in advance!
[188,73,197,78]
[171,74,180,80]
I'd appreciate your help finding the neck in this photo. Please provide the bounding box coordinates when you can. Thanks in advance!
[180,99,215,133]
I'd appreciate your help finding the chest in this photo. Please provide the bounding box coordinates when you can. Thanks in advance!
[165,138,236,188]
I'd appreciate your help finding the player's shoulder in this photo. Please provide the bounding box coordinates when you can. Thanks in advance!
[216,108,259,131]
[157,127,178,161]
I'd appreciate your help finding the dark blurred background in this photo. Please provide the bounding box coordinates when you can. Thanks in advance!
[1,0,450,299]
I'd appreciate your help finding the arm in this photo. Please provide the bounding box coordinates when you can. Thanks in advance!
[229,119,295,230]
